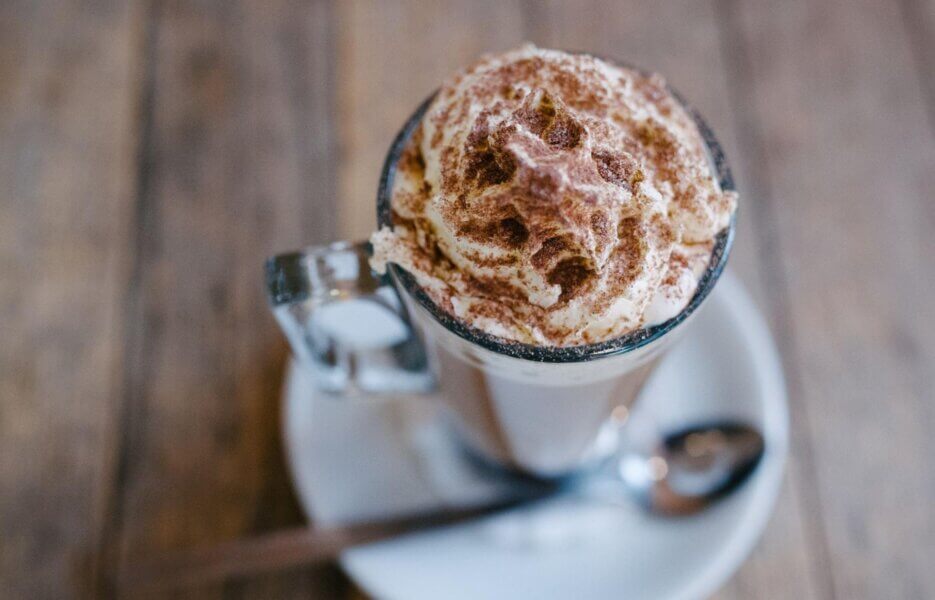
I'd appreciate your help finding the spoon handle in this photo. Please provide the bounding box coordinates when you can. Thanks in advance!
[117,500,526,592]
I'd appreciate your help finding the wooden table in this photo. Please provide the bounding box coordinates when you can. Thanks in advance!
[2,1,934,598]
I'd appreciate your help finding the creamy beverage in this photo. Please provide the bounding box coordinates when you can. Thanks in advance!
[372,45,736,347]
[329,46,739,476]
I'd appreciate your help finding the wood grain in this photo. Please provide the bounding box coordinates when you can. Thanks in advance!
[0,1,144,598]
[727,0,935,598]
[97,0,346,598]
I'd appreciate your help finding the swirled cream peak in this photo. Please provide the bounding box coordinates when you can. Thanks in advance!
[371,46,736,346]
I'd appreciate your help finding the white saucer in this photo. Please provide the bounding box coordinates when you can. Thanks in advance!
[282,273,788,600]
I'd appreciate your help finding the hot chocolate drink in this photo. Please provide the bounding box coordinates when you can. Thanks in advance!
[372,45,736,347]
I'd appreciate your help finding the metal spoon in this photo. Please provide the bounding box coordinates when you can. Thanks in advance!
[470,419,766,517]
[122,421,765,590]
[608,421,765,516]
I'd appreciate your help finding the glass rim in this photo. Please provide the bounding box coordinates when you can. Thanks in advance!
[376,59,736,363]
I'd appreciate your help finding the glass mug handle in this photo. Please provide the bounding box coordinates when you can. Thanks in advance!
[265,241,436,397]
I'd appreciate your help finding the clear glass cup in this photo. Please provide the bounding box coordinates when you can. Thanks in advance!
[266,71,736,479]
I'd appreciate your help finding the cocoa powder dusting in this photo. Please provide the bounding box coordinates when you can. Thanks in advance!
[548,258,594,303]
[531,236,568,269]
[592,149,638,189]
[375,46,736,346]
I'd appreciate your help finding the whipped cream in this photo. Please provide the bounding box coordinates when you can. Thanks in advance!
[371,45,736,347]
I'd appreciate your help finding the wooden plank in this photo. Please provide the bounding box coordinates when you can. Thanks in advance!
[727,0,935,598]
[103,1,347,598]
[0,1,144,598]
[335,0,525,239]
[900,0,935,134]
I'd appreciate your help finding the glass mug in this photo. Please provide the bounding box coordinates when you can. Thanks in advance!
[266,81,735,479]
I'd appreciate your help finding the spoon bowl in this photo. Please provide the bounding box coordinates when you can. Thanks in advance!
[617,421,765,516]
